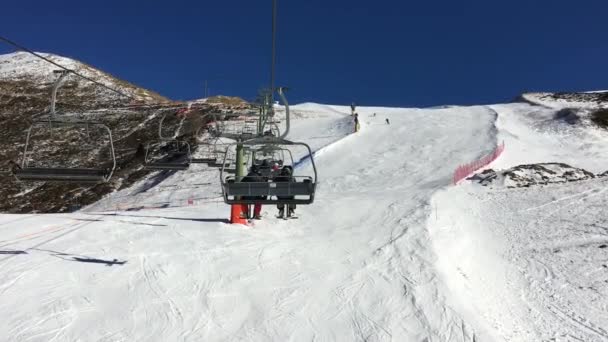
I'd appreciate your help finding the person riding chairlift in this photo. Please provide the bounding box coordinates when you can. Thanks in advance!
[274,166,296,218]
[241,165,266,220]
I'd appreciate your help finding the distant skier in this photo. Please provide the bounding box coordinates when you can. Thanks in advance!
[351,102,356,115]
[373,113,377,117]
[385,118,390,125]
[274,166,296,218]
[241,166,266,220]
[354,113,360,133]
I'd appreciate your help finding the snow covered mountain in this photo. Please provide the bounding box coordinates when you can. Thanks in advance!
[2,89,608,340]
[2,51,608,340]
[0,52,249,213]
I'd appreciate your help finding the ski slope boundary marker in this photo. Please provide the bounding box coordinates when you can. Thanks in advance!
[453,142,505,185]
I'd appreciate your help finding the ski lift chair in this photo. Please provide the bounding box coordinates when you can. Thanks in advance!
[241,124,256,138]
[144,140,191,170]
[14,120,116,183]
[220,136,317,205]
[143,112,191,170]
[208,148,233,168]
[192,114,226,164]
[190,142,218,164]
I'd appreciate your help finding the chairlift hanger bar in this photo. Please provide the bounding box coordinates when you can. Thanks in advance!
[158,112,186,141]
[240,136,299,146]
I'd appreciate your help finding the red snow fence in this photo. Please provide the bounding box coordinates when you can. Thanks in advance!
[452,141,505,185]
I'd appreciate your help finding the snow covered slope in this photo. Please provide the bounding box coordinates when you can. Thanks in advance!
[0,98,606,341]
[431,99,608,341]
[0,102,498,341]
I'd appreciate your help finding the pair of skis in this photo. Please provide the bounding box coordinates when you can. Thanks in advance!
[276,210,298,220]
[246,213,298,224]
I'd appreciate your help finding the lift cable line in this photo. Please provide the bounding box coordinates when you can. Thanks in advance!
[0,35,134,100]
[0,35,261,110]
[270,0,277,101]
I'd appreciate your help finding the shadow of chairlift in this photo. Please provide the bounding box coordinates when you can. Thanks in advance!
[71,257,127,266]
[34,248,127,267]
[0,250,27,255]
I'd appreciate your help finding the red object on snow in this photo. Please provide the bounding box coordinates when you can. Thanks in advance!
[230,204,248,225]
[452,142,505,185]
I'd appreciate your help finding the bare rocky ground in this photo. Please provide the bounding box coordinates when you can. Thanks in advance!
[471,163,598,188]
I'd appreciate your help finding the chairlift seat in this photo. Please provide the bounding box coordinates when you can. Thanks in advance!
[14,167,109,183]
[191,158,217,164]
[168,151,188,158]
[144,162,190,171]
[222,178,315,204]
[209,161,230,168]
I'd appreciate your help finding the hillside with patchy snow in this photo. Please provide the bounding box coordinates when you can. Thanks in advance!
[0,52,251,213]
[0,51,168,104]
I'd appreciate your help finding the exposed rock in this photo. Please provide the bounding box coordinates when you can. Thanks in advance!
[553,108,581,125]
[470,163,596,188]
[597,170,608,178]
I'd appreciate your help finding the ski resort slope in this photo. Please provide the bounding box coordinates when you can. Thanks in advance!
[0,103,501,341]
[431,101,608,341]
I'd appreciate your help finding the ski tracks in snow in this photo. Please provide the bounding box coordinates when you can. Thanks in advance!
[0,104,500,341]
[434,177,608,341]
[137,256,185,340]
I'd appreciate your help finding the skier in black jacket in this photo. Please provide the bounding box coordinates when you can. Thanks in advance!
[274,166,296,218]
[241,166,266,219]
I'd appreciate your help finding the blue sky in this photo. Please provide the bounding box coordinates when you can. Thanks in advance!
[1,0,607,107]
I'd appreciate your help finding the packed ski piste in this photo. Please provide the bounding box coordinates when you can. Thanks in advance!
[2,94,608,340]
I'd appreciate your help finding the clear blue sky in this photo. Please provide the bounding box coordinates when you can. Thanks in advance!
[1,0,607,107]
